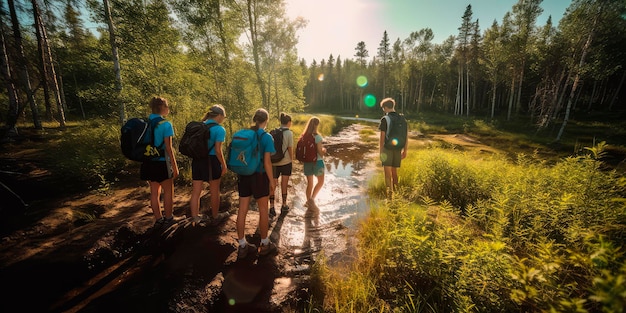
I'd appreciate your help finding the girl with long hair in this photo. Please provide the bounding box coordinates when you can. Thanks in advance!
[300,116,326,208]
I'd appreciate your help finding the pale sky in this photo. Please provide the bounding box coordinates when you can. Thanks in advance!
[285,0,572,63]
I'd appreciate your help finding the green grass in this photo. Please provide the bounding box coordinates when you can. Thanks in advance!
[313,143,626,312]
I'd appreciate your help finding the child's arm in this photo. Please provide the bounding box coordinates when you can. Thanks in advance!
[164,136,178,178]
[215,141,227,175]
[263,151,275,191]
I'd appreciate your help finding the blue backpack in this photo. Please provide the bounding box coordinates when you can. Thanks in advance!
[227,129,261,175]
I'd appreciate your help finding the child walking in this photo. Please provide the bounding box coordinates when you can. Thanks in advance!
[301,116,326,209]
[189,104,230,226]
[235,109,278,259]
[270,113,294,217]
[140,97,179,228]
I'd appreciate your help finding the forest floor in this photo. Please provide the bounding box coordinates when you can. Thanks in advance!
[0,123,386,312]
[2,120,621,313]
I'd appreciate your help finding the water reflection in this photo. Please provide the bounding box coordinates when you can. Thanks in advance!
[302,205,321,252]
[281,124,378,256]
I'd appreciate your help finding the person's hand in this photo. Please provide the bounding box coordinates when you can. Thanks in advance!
[221,164,228,176]
[401,150,407,159]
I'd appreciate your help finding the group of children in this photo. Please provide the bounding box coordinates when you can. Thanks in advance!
[138,97,327,260]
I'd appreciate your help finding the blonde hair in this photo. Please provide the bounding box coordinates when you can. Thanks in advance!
[301,116,320,138]
[380,97,395,109]
[202,104,226,121]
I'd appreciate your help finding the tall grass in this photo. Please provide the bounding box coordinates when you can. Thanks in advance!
[51,119,127,191]
[314,143,626,312]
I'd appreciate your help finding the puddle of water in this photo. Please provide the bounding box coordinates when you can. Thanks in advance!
[277,124,379,254]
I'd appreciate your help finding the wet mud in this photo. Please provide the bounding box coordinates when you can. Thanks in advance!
[0,123,380,313]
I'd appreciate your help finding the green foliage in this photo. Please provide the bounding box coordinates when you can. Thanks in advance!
[50,120,126,190]
[322,142,625,312]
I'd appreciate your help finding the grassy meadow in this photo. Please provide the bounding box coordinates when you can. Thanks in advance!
[309,117,626,313]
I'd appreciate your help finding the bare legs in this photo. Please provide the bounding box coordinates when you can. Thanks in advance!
[190,180,203,218]
[383,166,399,194]
[150,178,174,221]
[305,174,324,203]
[209,178,221,218]
[271,175,291,209]
[237,196,269,241]
[190,179,222,219]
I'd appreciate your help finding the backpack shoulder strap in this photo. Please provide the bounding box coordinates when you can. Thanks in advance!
[383,115,391,139]
[205,123,219,153]
[149,117,166,147]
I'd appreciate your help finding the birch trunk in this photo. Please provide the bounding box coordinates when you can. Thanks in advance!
[103,0,124,124]
[8,0,42,129]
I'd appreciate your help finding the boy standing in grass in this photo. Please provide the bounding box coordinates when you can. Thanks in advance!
[140,97,179,228]
[379,97,408,195]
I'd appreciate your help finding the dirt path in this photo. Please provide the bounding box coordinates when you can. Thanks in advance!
[0,123,380,313]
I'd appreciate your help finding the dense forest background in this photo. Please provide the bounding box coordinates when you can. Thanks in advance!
[0,0,625,141]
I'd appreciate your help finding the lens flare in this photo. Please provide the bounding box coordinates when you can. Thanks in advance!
[380,152,388,162]
[391,138,399,146]
[356,75,368,87]
[229,299,236,306]
[364,94,376,107]
[318,74,324,81]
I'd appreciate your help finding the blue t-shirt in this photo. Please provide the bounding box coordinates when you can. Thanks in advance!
[149,113,174,162]
[204,120,226,155]
[314,134,324,160]
[257,128,276,173]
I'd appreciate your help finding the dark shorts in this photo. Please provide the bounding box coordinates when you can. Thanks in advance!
[381,148,402,168]
[140,161,171,182]
[272,163,292,179]
[192,156,222,181]
[237,172,270,199]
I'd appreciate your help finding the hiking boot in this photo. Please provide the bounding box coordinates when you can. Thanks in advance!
[280,204,289,213]
[269,207,277,218]
[258,241,277,257]
[237,243,257,260]
[209,212,230,226]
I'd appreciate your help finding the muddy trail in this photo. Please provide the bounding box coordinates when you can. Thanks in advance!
[0,123,380,313]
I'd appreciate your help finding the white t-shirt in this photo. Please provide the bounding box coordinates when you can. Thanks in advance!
[274,128,294,166]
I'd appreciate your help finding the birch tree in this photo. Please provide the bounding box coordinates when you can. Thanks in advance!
[8,0,42,129]
[32,0,66,127]
[0,4,20,137]
[102,0,124,124]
